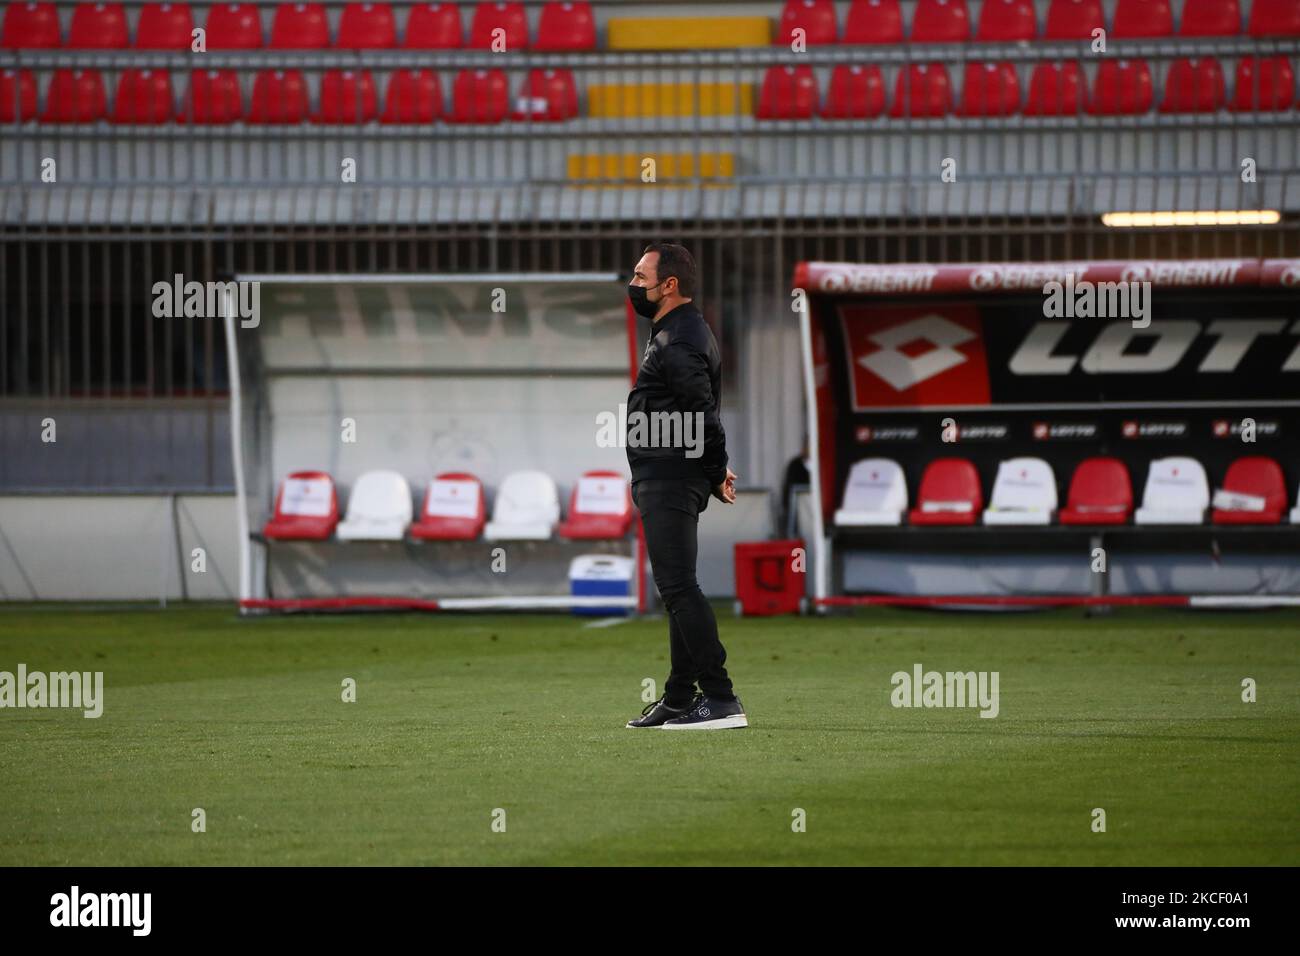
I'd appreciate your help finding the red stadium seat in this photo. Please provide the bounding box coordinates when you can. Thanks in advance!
[338,3,395,48]
[410,473,486,541]
[843,0,903,43]
[316,69,378,122]
[889,63,952,117]
[1024,62,1085,114]
[247,70,308,123]
[975,0,1036,41]
[405,2,461,47]
[1112,0,1172,37]
[469,1,526,50]
[1212,456,1286,524]
[2,3,60,48]
[558,471,633,540]
[1230,56,1295,110]
[381,68,442,122]
[775,0,837,46]
[205,3,263,49]
[908,458,983,526]
[136,3,194,48]
[510,68,577,121]
[180,69,242,123]
[910,0,970,42]
[1179,0,1239,36]
[1088,59,1153,114]
[821,64,885,118]
[1248,0,1300,36]
[1059,457,1132,525]
[1043,0,1103,39]
[449,68,508,122]
[43,69,107,122]
[112,68,174,123]
[263,471,340,540]
[535,2,594,51]
[68,3,129,48]
[271,3,328,48]
[1159,57,1224,112]
[0,68,37,121]
[958,61,1020,116]
[757,65,818,119]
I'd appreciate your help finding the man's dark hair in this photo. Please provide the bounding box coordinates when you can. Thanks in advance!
[643,242,697,299]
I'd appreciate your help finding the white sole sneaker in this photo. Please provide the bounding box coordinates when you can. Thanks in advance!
[660,714,749,730]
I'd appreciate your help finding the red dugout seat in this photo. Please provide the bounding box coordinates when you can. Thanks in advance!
[1248,0,1300,36]
[510,68,577,121]
[558,471,633,540]
[1059,457,1132,525]
[112,68,174,123]
[908,458,982,525]
[1089,59,1153,114]
[449,68,508,123]
[264,471,340,540]
[1159,58,1224,112]
[1230,56,1295,111]
[42,69,107,122]
[409,472,486,540]
[405,2,461,47]
[1024,62,1085,114]
[180,69,242,123]
[247,70,308,123]
[1180,0,1239,36]
[1212,456,1287,524]
[316,69,378,123]
[958,61,1020,116]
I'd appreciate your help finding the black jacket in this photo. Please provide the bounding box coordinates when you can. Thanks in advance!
[626,302,729,486]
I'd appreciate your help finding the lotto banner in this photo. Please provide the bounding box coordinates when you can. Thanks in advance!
[797,259,1300,521]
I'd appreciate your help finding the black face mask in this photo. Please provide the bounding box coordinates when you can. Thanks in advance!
[628,280,664,319]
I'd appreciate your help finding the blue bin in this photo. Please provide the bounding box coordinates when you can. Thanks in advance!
[569,555,635,616]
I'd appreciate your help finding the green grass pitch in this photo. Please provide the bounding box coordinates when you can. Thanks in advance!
[1,605,1296,866]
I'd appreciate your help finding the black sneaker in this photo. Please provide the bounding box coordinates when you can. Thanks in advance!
[661,695,748,730]
[625,696,693,728]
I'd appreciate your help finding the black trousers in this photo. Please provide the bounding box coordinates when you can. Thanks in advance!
[632,477,736,705]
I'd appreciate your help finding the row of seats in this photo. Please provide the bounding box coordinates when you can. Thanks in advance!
[834,454,1299,527]
[0,66,578,122]
[759,56,1297,118]
[1,2,595,50]
[5,55,1294,123]
[263,468,633,542]
[776,0,1300,44]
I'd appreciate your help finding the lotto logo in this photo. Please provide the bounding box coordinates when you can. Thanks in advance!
[841,306,991,410]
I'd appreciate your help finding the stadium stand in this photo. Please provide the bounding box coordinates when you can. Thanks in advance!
[409,473,487,541]
[335,470,414,541]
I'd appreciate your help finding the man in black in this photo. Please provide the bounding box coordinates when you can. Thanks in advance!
[623,243,747,731]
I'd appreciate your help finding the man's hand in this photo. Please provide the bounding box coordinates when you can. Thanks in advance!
[713,467,738,504]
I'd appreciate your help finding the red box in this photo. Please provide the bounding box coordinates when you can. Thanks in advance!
[733,539,806,616]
